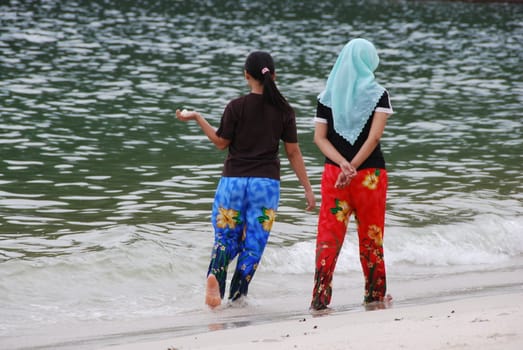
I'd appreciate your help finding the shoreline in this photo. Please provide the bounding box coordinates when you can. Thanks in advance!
[3,268,522,350]
[99,290,523,350]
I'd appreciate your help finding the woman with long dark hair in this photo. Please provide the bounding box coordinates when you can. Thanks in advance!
[176,51,315,308]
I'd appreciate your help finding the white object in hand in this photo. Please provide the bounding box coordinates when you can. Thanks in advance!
[180,109,189,117]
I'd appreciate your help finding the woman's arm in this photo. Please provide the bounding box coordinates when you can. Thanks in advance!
[349,111,388,169]
[314,122,357,186]
[176,109,230,150]
[314,122,347,167]
[283,142,316,211]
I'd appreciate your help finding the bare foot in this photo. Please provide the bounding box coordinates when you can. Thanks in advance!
[309,305,334,317]
[205,274,221,309]
[364,294,393,311]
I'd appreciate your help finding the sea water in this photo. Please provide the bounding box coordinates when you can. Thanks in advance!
[1,0,522,349]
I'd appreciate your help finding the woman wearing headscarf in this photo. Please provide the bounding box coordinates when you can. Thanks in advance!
[310,38,393,311]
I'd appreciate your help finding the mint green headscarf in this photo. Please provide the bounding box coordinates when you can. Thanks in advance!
[318,38,385,145]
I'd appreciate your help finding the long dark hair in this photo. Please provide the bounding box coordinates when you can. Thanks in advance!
[244,51,294,116]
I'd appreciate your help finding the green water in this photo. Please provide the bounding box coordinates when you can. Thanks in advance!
[2,0,521,238]
[1,1,523,347]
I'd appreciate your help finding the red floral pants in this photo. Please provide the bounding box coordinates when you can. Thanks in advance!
[311,164,388,309]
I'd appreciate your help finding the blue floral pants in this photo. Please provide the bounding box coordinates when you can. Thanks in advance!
[208,176,280,301]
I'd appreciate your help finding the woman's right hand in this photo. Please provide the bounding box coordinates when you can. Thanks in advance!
[304,188,316,211]
[335,161,357,188]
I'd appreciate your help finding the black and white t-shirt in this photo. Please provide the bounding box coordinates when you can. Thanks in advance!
[314,91,393,170]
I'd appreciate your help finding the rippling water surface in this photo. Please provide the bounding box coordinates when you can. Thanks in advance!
[1,0,522,348]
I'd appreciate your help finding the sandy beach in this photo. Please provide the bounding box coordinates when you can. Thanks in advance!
[100,291,523,350]
[2,3,522,350]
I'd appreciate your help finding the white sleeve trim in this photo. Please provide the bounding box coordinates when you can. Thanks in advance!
[376,90,394,116]
[375,107,393,115]
[314,117,328,124]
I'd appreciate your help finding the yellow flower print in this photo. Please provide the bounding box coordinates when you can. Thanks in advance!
[330,199,350,224]
[368,225,383,246]
[257,207,276,232]
[216,207,241,229]
[362,169,380,190]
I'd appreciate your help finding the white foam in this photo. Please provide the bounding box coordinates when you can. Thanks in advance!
[261,214,523,273]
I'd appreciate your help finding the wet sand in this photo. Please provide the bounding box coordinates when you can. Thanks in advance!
[100,291,523,350]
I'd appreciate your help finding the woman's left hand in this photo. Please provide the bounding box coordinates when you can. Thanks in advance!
[176,109,200,121]
[335,161,357,188]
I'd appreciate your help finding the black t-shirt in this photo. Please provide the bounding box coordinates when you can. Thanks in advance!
[216,93,298,180]
[314,91,393,170]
